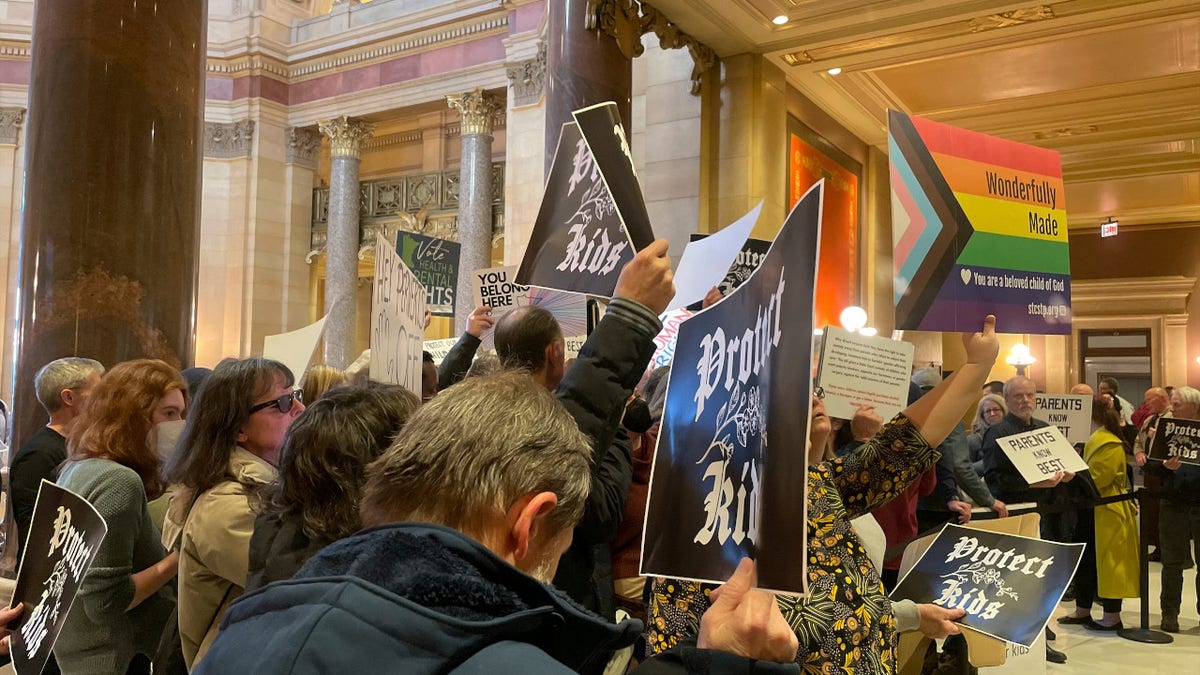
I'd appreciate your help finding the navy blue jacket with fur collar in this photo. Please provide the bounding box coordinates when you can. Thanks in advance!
[194,523,797,674]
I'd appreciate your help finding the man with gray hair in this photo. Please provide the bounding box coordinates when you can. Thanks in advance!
[10,356,104,556]
[195,372,799,673]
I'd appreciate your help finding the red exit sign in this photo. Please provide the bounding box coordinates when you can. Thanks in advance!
[1101,220,1119,237]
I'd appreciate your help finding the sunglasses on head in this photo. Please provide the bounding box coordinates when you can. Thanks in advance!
[248,390,303,415]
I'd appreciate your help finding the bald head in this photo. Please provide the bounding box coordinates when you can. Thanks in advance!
[494,305,565,390]
[1143,387,1169,415]
[1070,383,1094,396]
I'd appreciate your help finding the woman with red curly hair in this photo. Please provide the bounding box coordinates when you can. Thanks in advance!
[55,359,186,675]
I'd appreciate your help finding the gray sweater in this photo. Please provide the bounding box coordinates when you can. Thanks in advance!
[55,458,176,674]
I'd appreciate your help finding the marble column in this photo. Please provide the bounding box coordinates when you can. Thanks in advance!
[544,0,632,169]
[447,89,503,334]
[318,116,373,369]
[11,0,206,448]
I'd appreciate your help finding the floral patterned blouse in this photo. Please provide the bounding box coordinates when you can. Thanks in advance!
[646,414,937,674]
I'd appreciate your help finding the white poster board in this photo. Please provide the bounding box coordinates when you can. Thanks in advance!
[370,233,427,394]
[996,426,1089,485]
[815,326,915,421]
[470,265,531,350]
[263,316,328,382]
[666,203,761,311]
[1034,394,1091,446]
[422,337,460,367]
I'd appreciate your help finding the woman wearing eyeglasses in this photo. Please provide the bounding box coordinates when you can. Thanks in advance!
[162,358,304,671]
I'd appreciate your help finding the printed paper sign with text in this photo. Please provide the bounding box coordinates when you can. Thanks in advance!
[572,102,655,250]
[641,181,823,595]
[371,233,427,394]
[996,426,1089,485]
[649,309,693,368]
[1148,417,1200,466]
[889,111,1070,334]
[11,481,109,675]
[891,524,1084,647]
[816,326,915,421]
[1034,394,1091,446]
[471,265,531,350]
[423,337,460,367]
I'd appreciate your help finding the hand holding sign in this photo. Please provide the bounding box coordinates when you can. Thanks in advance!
[465,305,496,338]
[917,604,965,639]
[614,238,675,314]
[0,603,22,655]
[698,559,798,664]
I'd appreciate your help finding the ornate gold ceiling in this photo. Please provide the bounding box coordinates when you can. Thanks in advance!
[649,0,1200,231]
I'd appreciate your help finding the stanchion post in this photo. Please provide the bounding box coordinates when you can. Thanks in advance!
[1118,487,1172,644]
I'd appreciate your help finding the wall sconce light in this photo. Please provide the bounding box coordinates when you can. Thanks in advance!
[1006,343,1036,377]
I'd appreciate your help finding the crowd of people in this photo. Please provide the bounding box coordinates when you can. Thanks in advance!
[0,239,1195,674]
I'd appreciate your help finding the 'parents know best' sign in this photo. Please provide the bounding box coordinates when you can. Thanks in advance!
[816,326,915,421]
[1148,417,1200,465]
[996,426,1088,485]
[641,181,823,595]
[10,481,108,675]
[1034,394,1091,446]
[891,524,1083,647]
[889,111,1070,335]
[371,233,427,394]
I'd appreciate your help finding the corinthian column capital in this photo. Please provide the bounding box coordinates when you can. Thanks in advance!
[318,115,375,159]
[446,88,504,137]
[0,107,26,145]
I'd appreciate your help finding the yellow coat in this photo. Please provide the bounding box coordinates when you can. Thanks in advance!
[1083,429,1139,598]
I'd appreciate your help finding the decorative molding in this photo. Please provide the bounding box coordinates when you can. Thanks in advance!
[286,126,322,168]
[586,0,716,95]
[309,163,505,260]
[318,115,375,158]
[968,5,1055,33]
[0,107,26,145]
[506,42,546,107]
[446,88,505,136]
[203,120,256,159]
[361,129,423,150]
[444,111,506,139]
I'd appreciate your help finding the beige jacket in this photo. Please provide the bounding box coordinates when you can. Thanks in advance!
[163,447,276,670]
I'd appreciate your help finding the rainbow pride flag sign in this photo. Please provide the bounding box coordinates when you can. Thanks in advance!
[889,111,1070,335]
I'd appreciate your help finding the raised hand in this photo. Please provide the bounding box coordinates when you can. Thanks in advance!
[698,558,798,664]
[614,238,675,315]
[962,315,1000,366]
[465,305,496,338]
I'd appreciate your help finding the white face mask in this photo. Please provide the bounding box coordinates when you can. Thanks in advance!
[154,419,187,462]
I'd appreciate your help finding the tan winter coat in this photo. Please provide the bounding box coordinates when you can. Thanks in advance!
[163,447,276,670]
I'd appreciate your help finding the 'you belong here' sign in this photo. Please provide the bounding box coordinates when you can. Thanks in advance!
[641,181,823,595]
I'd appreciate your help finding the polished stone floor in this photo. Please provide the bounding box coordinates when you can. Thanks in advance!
[1046,562,1200,673]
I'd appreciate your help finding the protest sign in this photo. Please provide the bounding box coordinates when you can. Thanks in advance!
[1034,394,1091,446]
[667,203,762,312]
[370,233,427,394]
[422,337,460,367]
[564,335,587,360]
[397,231,459,317]
[514,120,638,297]
[10,480,108,675]
[263,315,328,384]
[471,265,529,315]
[572,102,655,250]
[889,110,1070,334]
[1148,416,1200,466]
[649,309,693,368]
[996,426,1088,485]
[815,326,914,421]
[690,235,771,297]
[470,265,531,350]
[891,524,1083,647]
[641,181,823,594]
